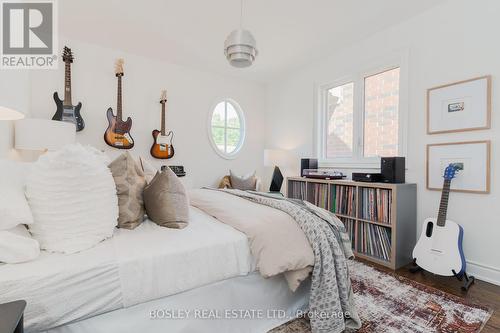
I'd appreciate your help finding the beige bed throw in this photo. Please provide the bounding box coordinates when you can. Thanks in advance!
[189,189,313,291]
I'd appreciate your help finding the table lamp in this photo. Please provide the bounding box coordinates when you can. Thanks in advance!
[15,119,76,152]
[0,106,25,120]
[264,149,292,192]
[0,106,25,157]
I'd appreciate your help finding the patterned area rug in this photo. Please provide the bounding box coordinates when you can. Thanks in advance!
[270,261,492,333]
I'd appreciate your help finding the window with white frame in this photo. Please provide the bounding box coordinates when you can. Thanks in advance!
[208,99,245,159]
[318,66,404,167]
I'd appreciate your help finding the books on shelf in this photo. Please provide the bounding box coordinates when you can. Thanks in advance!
[309,183,328,209]
[330,185,356,216]
[359,222,392,261]
[288,181,306,200]
[286,177,416,270]
[359,187,392,225]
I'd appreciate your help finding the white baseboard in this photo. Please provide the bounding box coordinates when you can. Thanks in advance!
[466,260,500,286]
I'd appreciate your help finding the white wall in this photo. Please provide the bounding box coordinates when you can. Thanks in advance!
[265,0,500,284]
[0,70,31,159]
[24,38,266,188]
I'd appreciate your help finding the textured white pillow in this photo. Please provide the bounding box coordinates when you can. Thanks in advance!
[0,159,34,230]
[26,144,118,254]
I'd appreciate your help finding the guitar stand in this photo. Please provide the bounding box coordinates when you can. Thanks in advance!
[452,269,475,291]
[409,258,423,273]
[409,259,475,291]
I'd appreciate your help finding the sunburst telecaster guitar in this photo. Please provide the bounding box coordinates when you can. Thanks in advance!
[150,90,174,159]
[104,59,134,149]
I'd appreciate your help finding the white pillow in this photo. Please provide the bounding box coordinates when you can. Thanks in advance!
[0,159,34,230]
[0,225,40,263]
[26,144,118,254]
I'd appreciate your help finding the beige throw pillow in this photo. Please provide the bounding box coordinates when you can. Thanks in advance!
[229,170,257,190]
[144,168,189,229]
[218,175,232,189]
[109,152,147,229]
[138,156,157,184]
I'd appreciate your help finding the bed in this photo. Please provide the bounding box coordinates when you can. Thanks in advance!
[0,206,310,333]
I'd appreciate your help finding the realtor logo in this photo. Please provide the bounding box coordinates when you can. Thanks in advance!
[1,0,58,69]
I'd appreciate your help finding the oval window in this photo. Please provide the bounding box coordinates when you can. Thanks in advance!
[208,99,245,159]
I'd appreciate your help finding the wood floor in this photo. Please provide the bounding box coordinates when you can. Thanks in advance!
[365,258,500,333]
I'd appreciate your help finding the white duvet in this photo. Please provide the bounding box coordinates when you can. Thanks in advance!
[0,207,253,332]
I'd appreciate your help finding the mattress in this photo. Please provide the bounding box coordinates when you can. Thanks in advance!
[48,272,310,333]
[0,207,253,332]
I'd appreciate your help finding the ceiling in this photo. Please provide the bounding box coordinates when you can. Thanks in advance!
[60,0,445,83]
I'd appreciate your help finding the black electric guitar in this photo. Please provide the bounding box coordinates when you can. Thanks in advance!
[52,46,85,131]
[104,59,134,149]
[150,90,174,159]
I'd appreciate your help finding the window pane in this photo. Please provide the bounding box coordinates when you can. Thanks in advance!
[211,127,225,152]
[209,99,245,158]
[326,82,354,158]
[226,128,241,153]
[363,68,400,157]
[211,102,225,127]
[226,102,240,128]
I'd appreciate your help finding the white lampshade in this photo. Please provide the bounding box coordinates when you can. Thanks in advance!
[224,29,258,68]
[264,149,293,167]
[0,106,25,120]
[15,119,76,151]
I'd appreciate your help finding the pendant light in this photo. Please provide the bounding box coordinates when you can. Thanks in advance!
[224,0,258,68]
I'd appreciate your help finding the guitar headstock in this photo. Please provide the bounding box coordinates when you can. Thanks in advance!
[160,90,167,104]
[443,163,463,180]
[62,46,73,63]
[115,58,124,77]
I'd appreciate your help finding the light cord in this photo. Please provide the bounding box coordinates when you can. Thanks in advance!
[240,0,243,29]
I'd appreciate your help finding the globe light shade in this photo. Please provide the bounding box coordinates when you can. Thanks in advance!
[224,29,258,68]
[0,106,25,120]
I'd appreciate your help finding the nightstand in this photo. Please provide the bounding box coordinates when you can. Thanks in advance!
[0,300,26,333]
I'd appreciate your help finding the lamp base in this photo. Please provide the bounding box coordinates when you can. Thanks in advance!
[269,166,284,192]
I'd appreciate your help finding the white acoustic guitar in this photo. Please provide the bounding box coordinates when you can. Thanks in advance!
[412,163,474,290]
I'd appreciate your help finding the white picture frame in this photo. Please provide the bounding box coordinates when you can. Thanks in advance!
[427,76,491,134]
[426,141,491,193]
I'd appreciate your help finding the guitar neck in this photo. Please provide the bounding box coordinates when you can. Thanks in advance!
[63,62,72,106]
[117,76,123,121]
[161,102,166,135]
[437,179,451,226]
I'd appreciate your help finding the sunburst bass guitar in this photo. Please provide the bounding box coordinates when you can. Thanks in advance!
[150,90,174,159]
[104,58,134,149]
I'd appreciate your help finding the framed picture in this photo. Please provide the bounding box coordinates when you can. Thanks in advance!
[426,141,490,193]
[427,76,491,134]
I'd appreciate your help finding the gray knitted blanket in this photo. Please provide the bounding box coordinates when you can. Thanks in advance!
[224,190,361,333]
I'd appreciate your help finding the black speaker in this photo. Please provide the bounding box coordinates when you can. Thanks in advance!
[300,158,318,177]
[381,157,405,183]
